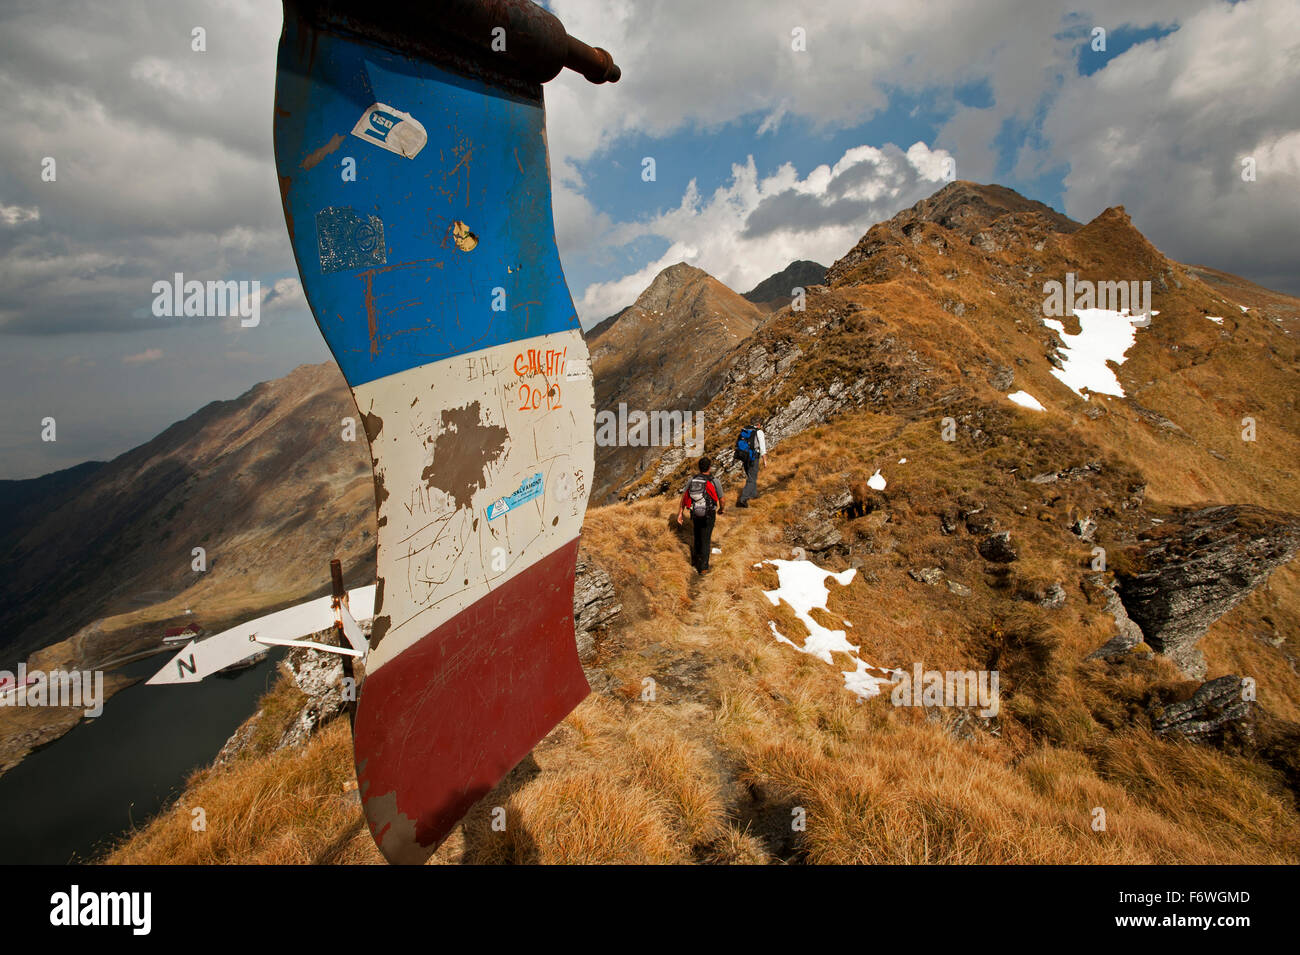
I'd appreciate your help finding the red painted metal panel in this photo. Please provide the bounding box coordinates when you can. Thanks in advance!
[354,539,589,863]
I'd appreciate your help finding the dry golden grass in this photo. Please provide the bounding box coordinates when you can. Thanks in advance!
[106,396,1300,864]
[104,719,377,865]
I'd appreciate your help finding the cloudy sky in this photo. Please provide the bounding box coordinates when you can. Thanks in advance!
[1,0,1297,478]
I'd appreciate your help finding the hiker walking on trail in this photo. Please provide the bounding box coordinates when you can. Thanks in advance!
[735,420,767,508]
[677,457,723,574]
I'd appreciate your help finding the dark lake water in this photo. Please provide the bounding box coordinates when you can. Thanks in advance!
[0,649,283,863]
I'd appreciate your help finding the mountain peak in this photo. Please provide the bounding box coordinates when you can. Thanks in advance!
[743,260,828,307]
[827,180,1081,287]
[587,263,763,499]
[633,262,711,312]
[907,180,1080,235]
[1069,203,1167,273]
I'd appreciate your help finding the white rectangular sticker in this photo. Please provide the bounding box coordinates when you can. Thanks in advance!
[351,103,427,159]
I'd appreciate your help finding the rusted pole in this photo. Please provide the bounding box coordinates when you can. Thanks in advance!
[329,558,357,722]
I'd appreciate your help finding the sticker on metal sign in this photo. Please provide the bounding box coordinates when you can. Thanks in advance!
[351,103,428,158]
[564,357,590,380]
[316,207,386,274]
[486,472,544,520]
[551,468,576,502]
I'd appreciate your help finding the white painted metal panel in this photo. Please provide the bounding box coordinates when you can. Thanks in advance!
[352,328,595,674]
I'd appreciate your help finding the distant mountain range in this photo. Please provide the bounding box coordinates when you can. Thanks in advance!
[0,363,376,669]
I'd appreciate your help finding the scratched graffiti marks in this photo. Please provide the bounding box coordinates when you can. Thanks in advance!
[396,398,510,615]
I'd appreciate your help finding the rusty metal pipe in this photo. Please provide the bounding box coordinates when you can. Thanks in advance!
[564,34,621,84]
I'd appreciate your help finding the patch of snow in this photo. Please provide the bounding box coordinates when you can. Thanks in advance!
[1042,307,1159,400]
[711,547,721,554]
[1007,390,1045,411]
[898,457,908,464]
[1207,316,1224,325]
[758,558,900,700]
[1240,305,1249,312]
[867,469,887,490]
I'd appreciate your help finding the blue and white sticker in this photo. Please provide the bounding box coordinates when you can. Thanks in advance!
[351,103,427,159]
[487,473,544,520]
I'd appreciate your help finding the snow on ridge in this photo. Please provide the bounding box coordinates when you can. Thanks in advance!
[1207,315,1224,325]
[867,469,887,490]
[759,558,899,700]
[1043,307,1159,400]
[1007,390,1045,411]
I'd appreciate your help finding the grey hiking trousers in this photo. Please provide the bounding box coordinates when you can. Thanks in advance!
[739,455,760,504]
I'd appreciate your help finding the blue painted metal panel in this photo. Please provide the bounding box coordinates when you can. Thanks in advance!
[274,16,579,387]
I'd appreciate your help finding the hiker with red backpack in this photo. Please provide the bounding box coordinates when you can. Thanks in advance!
[735,420,767,508]
[677,456,724,574]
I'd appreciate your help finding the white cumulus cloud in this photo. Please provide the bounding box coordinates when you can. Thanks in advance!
[577,141,952,322]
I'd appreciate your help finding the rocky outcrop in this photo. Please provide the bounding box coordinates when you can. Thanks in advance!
[214,624,358,765]
[1087,578,1151,661]
[1016,580,1065,609]
[1151,675,1254,745]
[277,644,349,750]
[978,531,1018,563]
[573,556,621,664]
[1116,506,1300,678]
[626,290,936,502]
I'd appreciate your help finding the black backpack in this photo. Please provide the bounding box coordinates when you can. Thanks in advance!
[735,426,759,465]
[685,474,715,517]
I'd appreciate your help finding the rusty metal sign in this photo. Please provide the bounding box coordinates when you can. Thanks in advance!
[272,0,618,862]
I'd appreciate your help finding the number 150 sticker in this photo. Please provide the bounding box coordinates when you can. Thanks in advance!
[351,103,427,159]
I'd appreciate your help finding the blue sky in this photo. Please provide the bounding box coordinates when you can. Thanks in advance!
[1,0,1297,478]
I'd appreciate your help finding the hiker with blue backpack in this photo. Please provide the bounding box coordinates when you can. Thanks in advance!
[735,420,768,508]
[677,456,724,574]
